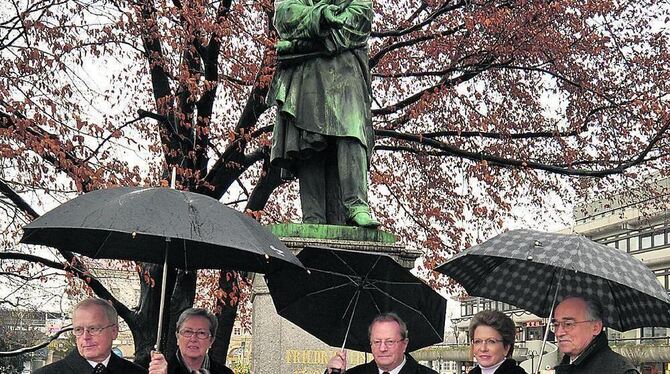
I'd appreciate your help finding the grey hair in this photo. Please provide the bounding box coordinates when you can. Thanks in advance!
[368,312,408,340]
[468,310,516,357]
[583,298,604,322]
[561,295,604,322]
[74,298,118,325]
[176,308,218,337]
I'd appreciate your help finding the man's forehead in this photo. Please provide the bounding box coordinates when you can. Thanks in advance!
[370,321,401,336]
[73,305,108,322]
[556,298,588,314]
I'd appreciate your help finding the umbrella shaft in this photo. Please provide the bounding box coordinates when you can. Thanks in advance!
[155,244,170,351]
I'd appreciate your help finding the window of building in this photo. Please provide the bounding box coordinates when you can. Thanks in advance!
[641,327,667,343]
[657,275,667,289]
[617,238,628,252]
[641,233,653,250]
[655,268,670,291]
[607,328,622,343]
[654,231,665,247]
[629,236,639,252]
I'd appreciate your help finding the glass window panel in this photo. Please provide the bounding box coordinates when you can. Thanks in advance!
[629,236,639,251]
[607,242,616,248]
[657,275,666,289]
[617,239,628,252]
[641,234,652,249]
[654,232,665,247]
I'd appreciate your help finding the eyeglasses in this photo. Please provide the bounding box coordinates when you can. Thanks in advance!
[72,324,116,336]
[178,329,212,339]
[370,339,405,348]
[471,338,503,347]
[550,320,595,332]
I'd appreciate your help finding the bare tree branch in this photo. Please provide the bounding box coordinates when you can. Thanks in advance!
[0,325,73,357]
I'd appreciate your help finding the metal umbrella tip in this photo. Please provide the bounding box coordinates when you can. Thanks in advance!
[265,254,270,260]
[534,240,542,247]
[132,231,137,238]
[527,255,534,261]
[306,269,311,275]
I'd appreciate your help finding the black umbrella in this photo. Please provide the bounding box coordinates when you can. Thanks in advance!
[265,246,446,353]
[20,185,303,348]
[436,229,670,373]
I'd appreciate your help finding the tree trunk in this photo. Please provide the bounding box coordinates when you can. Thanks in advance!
[209,270,242,366]
[133,262,177,367]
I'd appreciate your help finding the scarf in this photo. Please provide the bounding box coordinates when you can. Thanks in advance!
[176,350,211,374]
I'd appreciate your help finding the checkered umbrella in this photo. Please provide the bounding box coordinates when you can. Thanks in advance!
[436,229,670,331]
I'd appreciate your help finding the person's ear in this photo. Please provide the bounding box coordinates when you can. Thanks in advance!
[592,320,603,336]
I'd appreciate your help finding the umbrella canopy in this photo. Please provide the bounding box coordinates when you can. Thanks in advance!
[20,186,303,272]
[436,229,670,332]
[265,246,446,352]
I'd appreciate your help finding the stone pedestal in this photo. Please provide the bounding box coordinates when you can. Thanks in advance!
[251,224,422,374]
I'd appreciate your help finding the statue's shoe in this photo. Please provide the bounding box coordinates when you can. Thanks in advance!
[347,211,380,228]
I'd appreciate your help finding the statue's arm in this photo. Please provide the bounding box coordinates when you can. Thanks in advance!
[273,0,335,40]
[325,0,373,50]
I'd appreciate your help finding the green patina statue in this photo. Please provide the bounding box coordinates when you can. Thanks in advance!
[268,0,379,228]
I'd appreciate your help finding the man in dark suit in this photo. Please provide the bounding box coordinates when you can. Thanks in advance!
[326,312,437,374]
[34,298,167,374]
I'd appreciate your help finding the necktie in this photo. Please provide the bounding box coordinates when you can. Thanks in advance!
[93,363,108,374]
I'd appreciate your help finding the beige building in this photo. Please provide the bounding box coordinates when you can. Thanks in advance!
[90,266,142,360]
[226,318,253,371]
[563,177,670,374]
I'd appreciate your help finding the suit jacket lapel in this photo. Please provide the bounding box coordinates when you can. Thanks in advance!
[107,353,126,371]
[399,354,416,374]
[63,349,96,373]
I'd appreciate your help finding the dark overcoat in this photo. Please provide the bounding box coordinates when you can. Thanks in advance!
[32,349,146,374]
[554,331,639,374]
[468,358,528,374]
[166,353,233,374]
[344,354,438,374]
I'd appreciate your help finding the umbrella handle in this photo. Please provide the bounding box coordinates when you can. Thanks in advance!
[331,370,342,374]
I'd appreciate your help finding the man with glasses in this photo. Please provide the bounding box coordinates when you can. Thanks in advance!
[34,298,167,374]
[326,312,437,374]
[552,296,638,374]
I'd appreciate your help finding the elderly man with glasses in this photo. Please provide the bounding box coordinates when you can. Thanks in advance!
[34,298,167,374]
[326,312,437,374]
[552,296,639,374]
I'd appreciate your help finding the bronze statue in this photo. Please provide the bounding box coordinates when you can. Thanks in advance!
[268,0,378,228]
